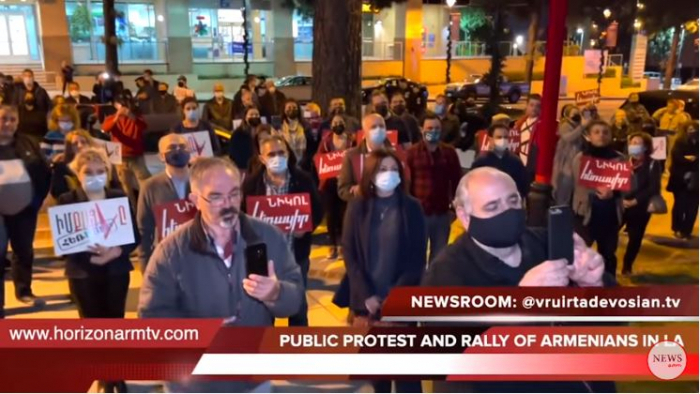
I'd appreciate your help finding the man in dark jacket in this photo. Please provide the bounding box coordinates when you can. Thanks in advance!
[153,82,179,115]
[12,69,51,113]
[202,83,235,131]
[259,80,286,122]
[472,123,530,198]
[434,94,460,147]
[423,166,614,393]
[241,135,323,327]
[0,105,51,311]
[390,92,421,143]
[17,90,49,141]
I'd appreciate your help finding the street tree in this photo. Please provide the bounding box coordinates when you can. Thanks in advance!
[103,0,119,75]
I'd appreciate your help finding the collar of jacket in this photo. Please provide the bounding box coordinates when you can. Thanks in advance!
[189,211,262,256]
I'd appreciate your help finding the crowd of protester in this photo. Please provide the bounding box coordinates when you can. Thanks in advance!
[0,66,697,391]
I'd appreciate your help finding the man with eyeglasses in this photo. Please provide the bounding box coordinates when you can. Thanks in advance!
[241,135,323,327]
[139,156,303,392]
[136,133,192,273]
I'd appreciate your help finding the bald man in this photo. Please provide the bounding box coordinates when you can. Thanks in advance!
[136,133,192,271]
[337,113,394,201]
[423,167,614,392]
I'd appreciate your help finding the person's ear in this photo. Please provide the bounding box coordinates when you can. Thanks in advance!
[159,152,166,163]
[188,192,200,210]
[456,206,470,231]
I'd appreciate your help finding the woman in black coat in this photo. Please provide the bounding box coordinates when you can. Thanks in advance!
[57,147,139,318]
[621,132,662,276]
[340,149,425,392]
[667,120,699,240]
[228,106,262,171]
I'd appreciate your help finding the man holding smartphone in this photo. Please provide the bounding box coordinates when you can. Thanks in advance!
[138,157,303,392]
[423,167,615,392]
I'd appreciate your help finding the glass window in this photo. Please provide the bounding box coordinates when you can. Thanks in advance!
[65,1,156,43]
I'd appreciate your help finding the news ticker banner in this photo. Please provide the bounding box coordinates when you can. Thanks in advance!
[380,285,700,323]
[0,320,696,392]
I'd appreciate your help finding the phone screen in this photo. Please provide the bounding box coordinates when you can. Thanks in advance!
[547,205,574,264]
[245,244,268,276]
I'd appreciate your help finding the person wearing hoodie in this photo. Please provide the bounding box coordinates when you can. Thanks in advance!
[171,97,222,156]
[570,120,626,276]
[552,104,588,206]
[12,69,51,113]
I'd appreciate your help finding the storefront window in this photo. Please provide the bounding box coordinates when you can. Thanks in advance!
[0,4,41,63]
[293,10,312,60]
[190,7,269,62]
[65,1,162,63]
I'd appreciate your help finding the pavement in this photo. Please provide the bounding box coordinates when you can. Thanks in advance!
[3,164,697,392]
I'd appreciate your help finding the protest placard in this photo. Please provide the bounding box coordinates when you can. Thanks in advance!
[182,131,214,159]
[246,193,313,233]
[575,89,601,106]
[476,128,521,153]
[48,197,135,256]
[314,150,347,181]
[652,136,668,161]
[153,199,197,242]
[93,139,123,165]
[578,156,632,192]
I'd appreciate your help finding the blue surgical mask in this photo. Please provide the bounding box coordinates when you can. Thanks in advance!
[165,149,191,168]
[185,110,199,122]
[434,104,445,115]
[266,155,288,174]
[83,174,107,193]
[628,145,645,156]
[424,130,441,143]
[369,127,386,145]
[374,170,401,193]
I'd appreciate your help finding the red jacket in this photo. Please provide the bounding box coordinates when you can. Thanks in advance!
[102,114,147,158]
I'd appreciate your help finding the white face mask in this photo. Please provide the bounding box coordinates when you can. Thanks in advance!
[266,155,288,174]
[493,138,508,152]
[374,170,401,193]
[58,121,74,132]
[83,173,107,193]
[368,126,386,145]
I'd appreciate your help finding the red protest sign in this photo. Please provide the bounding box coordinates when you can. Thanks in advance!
[476,128,521,153]
[355,129,399,147]
[314,150,347,181]
[578,156,632,192]
[153,199,197,242]
[246,193,313,233]
[575,89,600,106]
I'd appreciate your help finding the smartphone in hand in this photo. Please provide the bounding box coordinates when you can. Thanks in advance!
[547,205,574,264]
[245,244,268,276]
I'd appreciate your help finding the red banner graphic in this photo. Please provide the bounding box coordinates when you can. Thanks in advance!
[246,193,313,233]
[314,150,347,181]
[355,129,399,148]
[575,89,601,106]
[153,199,197,241]
[578,155,632,191]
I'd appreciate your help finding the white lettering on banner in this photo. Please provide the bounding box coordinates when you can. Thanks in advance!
[580,159,630,190]
[251,202,310,232]
[318,152,344,175]
[267,194,310,209]
[159,201,196,239]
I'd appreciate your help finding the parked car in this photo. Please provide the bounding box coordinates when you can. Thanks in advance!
[444,74,530,103]
[275,75,312,103]
[361,77,428,104]
[619,89,699,121]
[676,79,699,91]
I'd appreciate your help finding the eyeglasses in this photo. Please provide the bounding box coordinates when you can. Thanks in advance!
[198,192,240,207]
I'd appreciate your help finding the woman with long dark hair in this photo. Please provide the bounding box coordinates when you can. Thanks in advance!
[668,120,699,240]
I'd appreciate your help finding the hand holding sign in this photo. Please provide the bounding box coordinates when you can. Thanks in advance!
[87,244,122,265]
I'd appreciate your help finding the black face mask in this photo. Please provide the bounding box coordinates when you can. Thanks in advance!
[392,105,406,116]
[571,114,582,123]
[584,141,612,157]
[177,81,185,88]
[332,125,345,135]
[24,98,35,107]
[375,105,389,117]
[160,91,168,96]
[286,111,299,120]
[247,117,261,127]
[468,208,526,248]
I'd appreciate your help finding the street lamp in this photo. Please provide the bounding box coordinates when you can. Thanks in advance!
[590,39,596,47]
[446,0,456,7]
[576,27,584,52]
[634,19,642,31]
[515,35,524,46]
[603,8,611,19]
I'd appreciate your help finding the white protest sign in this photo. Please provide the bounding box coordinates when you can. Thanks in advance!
[182,131,214,159]
[652,136,667,161]
[233,119,243,130]
[456,149,476,169]
[93,139,123,165]
[48,197,135,256]
[0,159,29,186]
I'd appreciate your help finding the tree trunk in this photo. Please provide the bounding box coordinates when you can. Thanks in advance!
[485,8,505,115]
[524,4,539,85]
[663,26,681,89]
[243,0,250,78]
[103,0,119,74]
[312,0,363,118]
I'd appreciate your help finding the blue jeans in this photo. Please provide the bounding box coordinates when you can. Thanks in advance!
[288,257,309,326]
[425,213,451,263]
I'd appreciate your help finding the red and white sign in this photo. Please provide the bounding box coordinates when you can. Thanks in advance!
[93,139,122,165]
[476,128,521,153]
[314,150,347,181]
[48,197,135,256]
[246,193,313,233]
[578,156,632,192]
[182,131,214,160]
[355,129,399,148]
[153,199,197,242]
[575,89,601,106]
